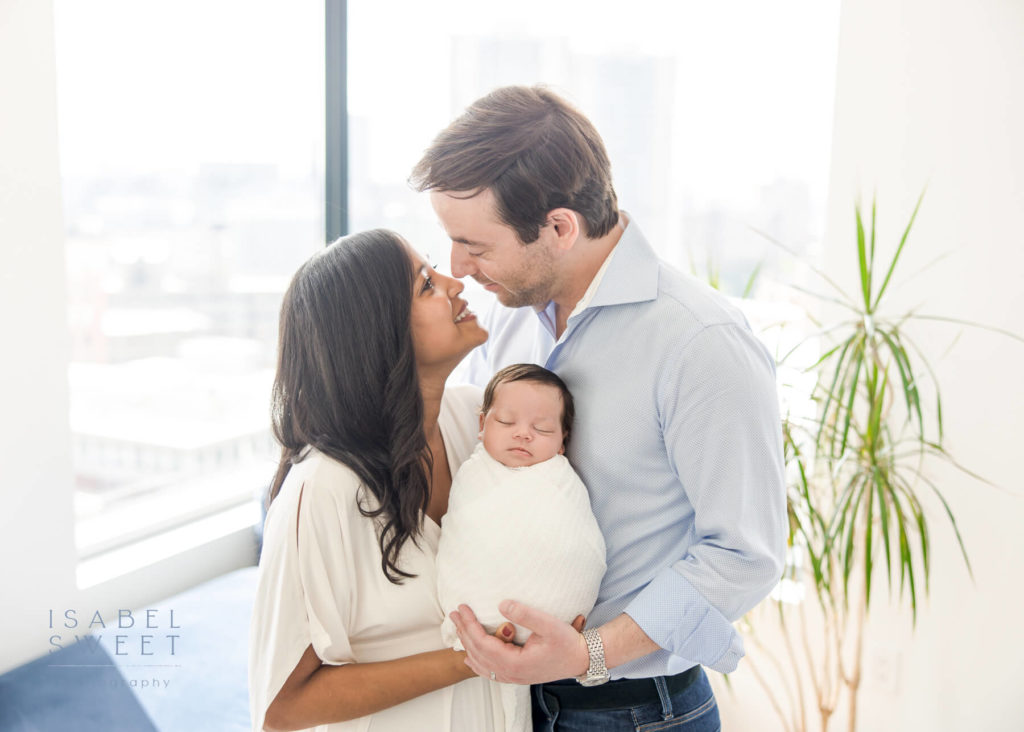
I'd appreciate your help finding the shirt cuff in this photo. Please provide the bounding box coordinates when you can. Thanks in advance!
[623,567,745,673]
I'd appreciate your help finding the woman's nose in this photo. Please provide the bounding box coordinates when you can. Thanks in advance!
[441,270,464,296]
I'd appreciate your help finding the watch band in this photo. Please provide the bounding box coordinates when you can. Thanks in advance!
[577,627,610,686]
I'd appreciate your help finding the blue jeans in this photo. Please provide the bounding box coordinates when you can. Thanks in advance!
[531,669,720,732]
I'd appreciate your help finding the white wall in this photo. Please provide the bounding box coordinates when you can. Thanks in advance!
[717,0,1024,729]
[824,1,1024,730]
[0,0,79,674]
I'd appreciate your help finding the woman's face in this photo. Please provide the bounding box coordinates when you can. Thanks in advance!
[406,245,488,374]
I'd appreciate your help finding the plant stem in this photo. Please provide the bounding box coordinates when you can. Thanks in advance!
[745,653,797,732]
[846,543,868,732]
[780,607,808,732]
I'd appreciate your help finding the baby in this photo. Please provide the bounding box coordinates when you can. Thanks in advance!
[436,364,607,732]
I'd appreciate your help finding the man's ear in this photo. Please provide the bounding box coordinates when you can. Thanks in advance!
[546,208,581,251]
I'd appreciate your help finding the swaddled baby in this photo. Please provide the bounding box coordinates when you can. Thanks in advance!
[436,364,607,732]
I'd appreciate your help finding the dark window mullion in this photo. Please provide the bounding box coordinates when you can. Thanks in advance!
[325,0,347,243]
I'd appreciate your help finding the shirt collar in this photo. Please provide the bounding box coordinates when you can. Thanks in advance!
[567,231,617,320]
[532,214,660,333]
[571,214,660,317]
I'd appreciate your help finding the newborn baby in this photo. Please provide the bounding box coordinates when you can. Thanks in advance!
[437,364,607,732]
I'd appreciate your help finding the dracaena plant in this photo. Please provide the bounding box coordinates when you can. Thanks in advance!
[739,192,1022,732]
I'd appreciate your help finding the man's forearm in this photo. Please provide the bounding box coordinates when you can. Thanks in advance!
[596,613,662,672]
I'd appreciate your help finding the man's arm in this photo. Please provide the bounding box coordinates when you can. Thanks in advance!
[449,602,659,684]
[621,323,787,670]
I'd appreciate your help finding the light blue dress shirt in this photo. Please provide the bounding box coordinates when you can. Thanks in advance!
[452,218,787,679]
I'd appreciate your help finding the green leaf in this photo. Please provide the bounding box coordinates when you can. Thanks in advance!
[864,472,875,610]
[880,329,924,437]
[896,330,946,444]
[840,476,867,605]
[818,336,856,449]
[915,471,974,581]
[869,194,877,284]
[855,203,872,310]
[909,314,1024,346]
[839,344,864,457]
[887,484,912,605]
[790,333,848,373]
[873,189,926,310]
[874,467,893,600]
[866,363,889,450]
[742,261,763,298]
[747,224,856,306]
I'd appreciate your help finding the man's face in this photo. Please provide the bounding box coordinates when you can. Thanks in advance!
[430,188,558,308]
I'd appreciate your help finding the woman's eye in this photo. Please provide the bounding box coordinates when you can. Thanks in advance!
[420,275,434,293]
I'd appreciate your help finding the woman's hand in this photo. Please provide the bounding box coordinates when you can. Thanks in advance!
[494,621,515,643]
[491,615,584,645]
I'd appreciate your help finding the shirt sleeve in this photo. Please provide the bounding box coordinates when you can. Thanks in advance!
[623,323,787,673]
[295,463,359,665]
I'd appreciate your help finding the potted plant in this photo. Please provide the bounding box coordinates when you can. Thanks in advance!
[738,192,1021,732]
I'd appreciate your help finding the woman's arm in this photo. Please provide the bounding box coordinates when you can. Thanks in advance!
[263,643,476,732]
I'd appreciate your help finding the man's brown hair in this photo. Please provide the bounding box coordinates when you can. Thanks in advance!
[481,363,575,446]
[410,85,619,244]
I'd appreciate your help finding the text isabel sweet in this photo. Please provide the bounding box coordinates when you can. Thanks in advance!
[48,608,180,655]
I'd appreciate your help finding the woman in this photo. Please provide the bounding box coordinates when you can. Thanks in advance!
[248,229,503,731]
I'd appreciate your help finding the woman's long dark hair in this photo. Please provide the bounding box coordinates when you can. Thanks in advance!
[269,229,432,584]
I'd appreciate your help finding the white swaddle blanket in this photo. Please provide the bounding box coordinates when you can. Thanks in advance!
[437,443,607,732]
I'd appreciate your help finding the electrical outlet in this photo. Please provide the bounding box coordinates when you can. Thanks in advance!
[870,649,901,694]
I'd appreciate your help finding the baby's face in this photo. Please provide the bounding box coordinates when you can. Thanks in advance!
[479,380,565,468]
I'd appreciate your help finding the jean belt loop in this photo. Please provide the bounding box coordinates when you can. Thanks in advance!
[534,684,559,725]
[653,675,674,720]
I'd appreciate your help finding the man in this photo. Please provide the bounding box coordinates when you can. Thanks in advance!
[411,85,787,731]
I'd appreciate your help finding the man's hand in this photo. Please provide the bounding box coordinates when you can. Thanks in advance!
[449,601,589,684]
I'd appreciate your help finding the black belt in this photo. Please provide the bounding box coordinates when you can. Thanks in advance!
[535,666,701,711]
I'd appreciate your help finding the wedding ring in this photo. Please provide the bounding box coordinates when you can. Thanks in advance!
[489,671,497,681]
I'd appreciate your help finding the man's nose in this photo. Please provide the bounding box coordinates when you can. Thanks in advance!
[450,243,475,279]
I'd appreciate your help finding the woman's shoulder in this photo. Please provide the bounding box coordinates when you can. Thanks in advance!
[280,448,365,512]
[442,382,484,415]
[440,383,484,466]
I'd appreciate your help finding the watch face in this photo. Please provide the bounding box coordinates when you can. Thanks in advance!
[580,673,610,687]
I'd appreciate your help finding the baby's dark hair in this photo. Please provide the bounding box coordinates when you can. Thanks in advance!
[481,364,575,445]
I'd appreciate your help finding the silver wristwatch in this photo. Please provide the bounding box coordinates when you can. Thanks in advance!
[576,628,610,686]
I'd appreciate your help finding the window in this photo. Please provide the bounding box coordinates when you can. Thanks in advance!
[57,0,838,565]
[347,0,840,310]
[55,0,325,559]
